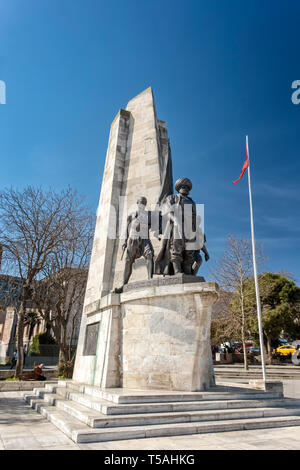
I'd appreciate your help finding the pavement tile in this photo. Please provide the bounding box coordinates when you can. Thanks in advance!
[78,442,113,450]
[216,443,258,450]
[2,389,300,450]
[246,440,288,450]
[44,445,81,450]
[35,433,75,448]
[2,436,43,450]
[0,428,29,437]
[278,438,300,450]
[30,424,65,435]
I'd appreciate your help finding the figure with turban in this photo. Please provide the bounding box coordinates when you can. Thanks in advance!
[155,177,205,276]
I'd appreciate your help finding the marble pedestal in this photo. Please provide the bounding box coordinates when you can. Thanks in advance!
[121,277,219,391]
[73,277,219,392]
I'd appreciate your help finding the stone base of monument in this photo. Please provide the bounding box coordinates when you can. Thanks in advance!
[121,276,217,391]
[29,277,292,444]
[23,380,300,444]
[73,277,219,391]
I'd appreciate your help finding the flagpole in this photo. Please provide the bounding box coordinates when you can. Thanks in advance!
[246,135,267,387]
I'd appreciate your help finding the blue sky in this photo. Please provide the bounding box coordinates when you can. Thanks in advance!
[0,0,300,282]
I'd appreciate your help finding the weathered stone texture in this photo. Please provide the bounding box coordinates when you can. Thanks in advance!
[73,88,173,385]
[73,89,217,392]
[120,282,218,391]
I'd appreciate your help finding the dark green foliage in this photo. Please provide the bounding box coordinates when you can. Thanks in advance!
[29,332,56,355]
[241,273,300,354]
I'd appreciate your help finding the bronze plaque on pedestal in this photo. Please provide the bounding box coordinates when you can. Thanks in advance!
[83,322,99,356]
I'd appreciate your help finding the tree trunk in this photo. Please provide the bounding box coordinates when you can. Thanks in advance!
[15,284,31,378]
[68,314,77,362]
[240,289,248,371]
[242,339,248,370]
[15,313,24,378]
[28,323,34,344]
[267,336,272,364]
[59,322,67,363]
[59,348,66,364]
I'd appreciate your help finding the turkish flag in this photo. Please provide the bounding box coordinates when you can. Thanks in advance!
[232,142,249,184]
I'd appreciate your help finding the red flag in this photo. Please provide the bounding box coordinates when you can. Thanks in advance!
[232,141,249,184]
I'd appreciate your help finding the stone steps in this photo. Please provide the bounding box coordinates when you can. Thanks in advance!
[32,394,300,427]
[216,373,300,379]
[55,380,283,403]
[53,387,300,415]
[0,379,58,392]
[22,396,300,443]
[214,369,300,380]
[25,386,291,416]
[22,381,300,443]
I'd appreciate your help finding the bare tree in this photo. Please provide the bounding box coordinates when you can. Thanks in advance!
[0,274,22,311]
[211,289,233,344]
[32,211,93,364]
[211,234,265,370]
[0,273,22,361]
[0,186,90,377]
[278,270,296,283]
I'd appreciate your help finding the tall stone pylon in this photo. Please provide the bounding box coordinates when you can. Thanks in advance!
[73,87,173,386]
[86,86,172,302]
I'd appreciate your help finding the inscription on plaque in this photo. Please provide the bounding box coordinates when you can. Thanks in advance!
[83,322,99,356]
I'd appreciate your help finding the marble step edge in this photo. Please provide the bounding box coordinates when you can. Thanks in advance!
[21,385,57,400]
[23,388,293,416]
[216,370,300,372]
[215,380,281,390]
[56,381,283,403]
[31,385,58,398]
[56,386,284,406]
[55,397,300,429]
[215,373,300,378]
[24,394,300,429]
[30,401,300,443]
[0,380,58,392]
[54,388,300,415]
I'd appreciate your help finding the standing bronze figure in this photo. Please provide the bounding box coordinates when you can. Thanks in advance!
[115,197,154,293]
[155,177,209,276]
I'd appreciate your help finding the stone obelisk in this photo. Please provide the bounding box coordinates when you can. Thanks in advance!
[73,87,218,391]
[73,87,173,386]
[85,87,171,303]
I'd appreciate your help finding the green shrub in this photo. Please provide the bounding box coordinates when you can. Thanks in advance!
[29,334,42,355]
[29,332,56,355]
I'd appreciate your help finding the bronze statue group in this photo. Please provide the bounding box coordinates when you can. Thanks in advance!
[116,178,209,293]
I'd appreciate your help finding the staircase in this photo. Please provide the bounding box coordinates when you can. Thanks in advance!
[214,365,300,381]
[23,380,300,444]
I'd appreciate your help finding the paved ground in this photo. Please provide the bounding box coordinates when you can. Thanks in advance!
[1,391,300,450]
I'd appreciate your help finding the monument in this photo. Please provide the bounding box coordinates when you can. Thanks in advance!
[73,87,219,391]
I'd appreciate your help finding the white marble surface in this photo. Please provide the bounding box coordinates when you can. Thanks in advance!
[121,282,218,391]
[73,87,171,385]
[2,391,300,450]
